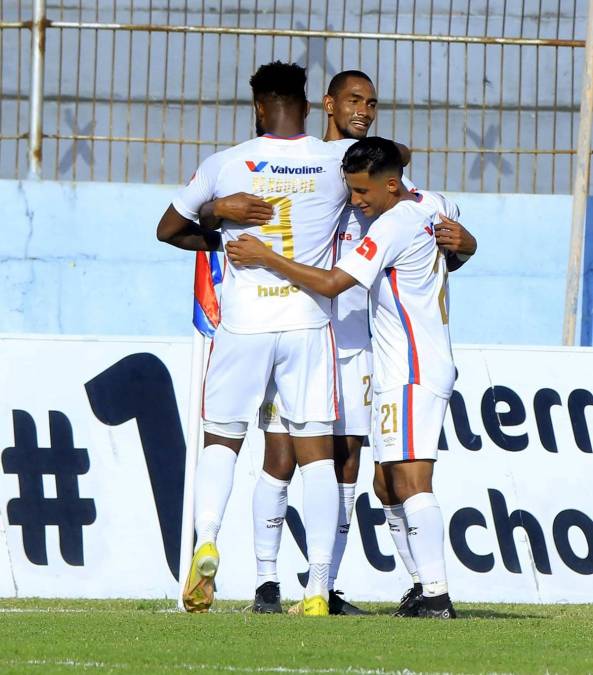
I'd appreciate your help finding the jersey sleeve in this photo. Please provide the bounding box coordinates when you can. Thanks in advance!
[172,153,223,221]
[402,173,415,191]
[335,212,415,290]
[433,193,460,222]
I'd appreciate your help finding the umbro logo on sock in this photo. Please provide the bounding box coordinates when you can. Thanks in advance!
[266,517,284,529]
[408,526,419,536]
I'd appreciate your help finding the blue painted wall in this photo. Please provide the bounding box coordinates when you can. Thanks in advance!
[0,179,587,345]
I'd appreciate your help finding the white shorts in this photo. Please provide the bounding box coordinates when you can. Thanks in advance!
[203,324,338,424]
[260,345,373,437]
[333,346,373,436]
[372,384,449,464]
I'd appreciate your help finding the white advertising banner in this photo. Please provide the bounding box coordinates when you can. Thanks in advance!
[0,336,592,603]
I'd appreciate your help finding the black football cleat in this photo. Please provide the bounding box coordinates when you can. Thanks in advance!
[328,589,369,616]
[252,581,282,614]
[417,602,457,619]
[392,584,424,617]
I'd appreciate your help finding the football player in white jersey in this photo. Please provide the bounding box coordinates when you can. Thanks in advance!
[157,62,352,616]
[227,137,463,619]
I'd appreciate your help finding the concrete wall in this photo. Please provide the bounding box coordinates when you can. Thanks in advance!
[1,178,589,345]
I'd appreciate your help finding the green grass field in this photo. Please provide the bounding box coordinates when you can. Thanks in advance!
[0,599,592,674]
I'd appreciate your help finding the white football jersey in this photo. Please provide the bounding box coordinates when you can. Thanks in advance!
[336,190,459,399]
[173,134,349,334]
[330,155,416,358]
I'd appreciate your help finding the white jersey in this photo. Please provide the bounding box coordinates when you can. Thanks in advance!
[329,142,416,358]
[173,134,349,334]
[336,190,459,399]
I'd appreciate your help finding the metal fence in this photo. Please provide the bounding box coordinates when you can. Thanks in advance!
[0,0,588,192]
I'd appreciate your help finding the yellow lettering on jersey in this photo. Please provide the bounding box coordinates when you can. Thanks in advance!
[258,284,300,298]
[262,196,294,259]
[251,177,316,194]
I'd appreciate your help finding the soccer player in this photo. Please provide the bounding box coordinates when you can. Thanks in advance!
[251,72,475,615]
[157,61,351,616]
[227,137,461,619]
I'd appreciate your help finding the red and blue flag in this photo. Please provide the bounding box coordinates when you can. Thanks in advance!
[193,251,222,338]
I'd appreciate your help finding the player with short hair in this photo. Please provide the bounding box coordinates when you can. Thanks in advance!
[227,137,461,619]
[157,61,352,617]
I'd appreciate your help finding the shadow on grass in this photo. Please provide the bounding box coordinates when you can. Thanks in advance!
[367,605,546,620]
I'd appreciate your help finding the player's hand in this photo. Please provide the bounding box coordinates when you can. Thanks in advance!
[435,214,477,256]
[226,233,270,266]
[214,193,274,225]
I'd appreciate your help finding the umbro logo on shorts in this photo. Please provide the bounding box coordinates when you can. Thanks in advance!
[408,526,419,536]
[245,160,268,172]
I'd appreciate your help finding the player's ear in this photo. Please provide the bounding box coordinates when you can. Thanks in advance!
[322,94,334,115]
[305,99,311,118]
[387,176,399,193]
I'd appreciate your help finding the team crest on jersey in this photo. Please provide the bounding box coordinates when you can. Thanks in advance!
[245,160,268,172]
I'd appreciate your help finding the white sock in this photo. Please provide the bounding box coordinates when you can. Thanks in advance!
[194,444,238,548]
[253,471,289,587]
[328,483,356,590]
[383,503,420,585]
[301,459,338,600]
[403,492,448,598]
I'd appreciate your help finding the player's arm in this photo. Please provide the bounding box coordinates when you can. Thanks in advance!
[225,234,357,298]
[435,214,477,271]
[197,193,274,230]
[156,204,221,251]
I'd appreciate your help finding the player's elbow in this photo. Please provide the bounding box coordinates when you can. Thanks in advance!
[156,224,171,243]
[323,278,342,299]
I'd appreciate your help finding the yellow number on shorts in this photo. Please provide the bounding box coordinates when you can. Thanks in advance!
[261,196,294,259]
[380,403,397,435]
[362,375,372,407]
[433,251,449,325]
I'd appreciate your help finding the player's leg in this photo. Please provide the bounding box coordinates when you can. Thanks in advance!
[327,345,372,614]
[375,384,455,619]
[183,326,275,612]
[275,325,340,616]
[372,461,422,615]
[292,430,338,615]
[252,424,296,613]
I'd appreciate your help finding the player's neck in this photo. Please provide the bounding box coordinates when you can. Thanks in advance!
[264,112,305,138]
[384,187,415,213]
[323,120,343,141]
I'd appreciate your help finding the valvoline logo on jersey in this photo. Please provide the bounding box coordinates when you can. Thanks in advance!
[245,160,324,174]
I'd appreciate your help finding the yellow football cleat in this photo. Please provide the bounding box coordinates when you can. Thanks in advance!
[182,542,219,613]
[303,595,329,617]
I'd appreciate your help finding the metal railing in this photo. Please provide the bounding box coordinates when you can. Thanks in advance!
[0,0,588,193]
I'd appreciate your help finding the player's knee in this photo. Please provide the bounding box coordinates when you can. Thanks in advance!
[372,466,390,505]
[393,471,433,503]
[263,451,296,481]
[203,422,246,454]
[263,432,297,481]
[333,435,362,483]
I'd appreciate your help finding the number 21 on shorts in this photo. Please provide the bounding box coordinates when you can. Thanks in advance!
[380,402,397,435]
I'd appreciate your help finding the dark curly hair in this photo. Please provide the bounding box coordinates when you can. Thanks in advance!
[249,61,307,103]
